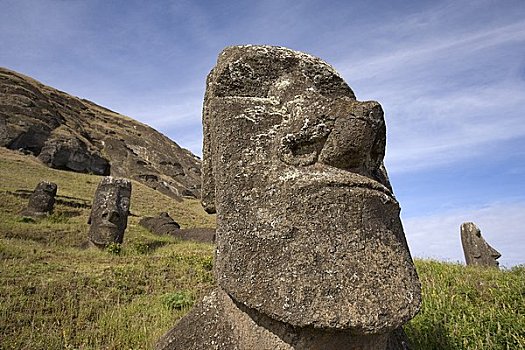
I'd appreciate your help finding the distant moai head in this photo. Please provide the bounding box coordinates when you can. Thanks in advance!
[21,181,57,217]
[88,177,131,247]
[202,45,421,334]
[139,212,181,236]
[461,222,501,267]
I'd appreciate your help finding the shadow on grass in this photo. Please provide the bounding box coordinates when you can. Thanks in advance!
[407,320,456,350]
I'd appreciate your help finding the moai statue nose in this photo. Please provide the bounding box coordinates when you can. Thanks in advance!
[102,210,121,225]
[318,101,386,178]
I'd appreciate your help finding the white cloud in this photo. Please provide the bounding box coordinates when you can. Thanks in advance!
[382,82,525,173]
[338,20,525,83]
[0,1,88,55]
[328,13,525,175]
[2,0,524,171]
[403,201,525,268]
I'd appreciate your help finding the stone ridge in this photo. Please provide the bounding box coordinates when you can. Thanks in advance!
[214,45,356,99]
[0,67,201,199]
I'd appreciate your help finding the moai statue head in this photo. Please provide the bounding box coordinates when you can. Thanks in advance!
[202,45,421,334]
[461,222,501,267]
[139,212,181,235]
[21,181,57,217]
[88,177,131,247]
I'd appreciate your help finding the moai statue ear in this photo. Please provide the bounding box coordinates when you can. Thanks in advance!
[201,83,216,214]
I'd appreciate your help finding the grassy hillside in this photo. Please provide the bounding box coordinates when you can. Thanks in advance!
[1,148,523,349]
[406,261,524,349]
[0,148,215,349]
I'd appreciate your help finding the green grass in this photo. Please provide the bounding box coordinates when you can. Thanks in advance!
[0,238,214,349]
[0,148,524,349]
[407,260,524,349]
[0,148,215,349]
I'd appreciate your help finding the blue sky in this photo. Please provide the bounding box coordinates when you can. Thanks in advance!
[1,0,524,267]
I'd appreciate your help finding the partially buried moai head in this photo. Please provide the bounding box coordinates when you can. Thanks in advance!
[88,177,131,248]
[202,45,421,334]
[22,181,58,217]
[461,222,501,267]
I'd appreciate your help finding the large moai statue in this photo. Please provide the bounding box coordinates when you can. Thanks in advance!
[157,46,421,350]
[20,181,58,218]
[88,177,131,247]
[461,222,501,268]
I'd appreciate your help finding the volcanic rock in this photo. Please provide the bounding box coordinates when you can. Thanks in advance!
[139,212,181,235]
[461,222,501,268]
[20,181,57,218]
[158,45,421,349]
[0,67,201,199]
[139,212,215,243]
[88,177,131,248]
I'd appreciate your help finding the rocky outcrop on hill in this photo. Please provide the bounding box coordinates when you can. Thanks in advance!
[0,67,201,199]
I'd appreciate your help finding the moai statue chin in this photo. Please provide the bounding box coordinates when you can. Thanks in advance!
[21,181,58,218]
[88,177,131,247]
[461,222,501,268]
[158,45,421,350]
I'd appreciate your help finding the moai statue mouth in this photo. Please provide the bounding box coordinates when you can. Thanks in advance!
[202,45,421,334]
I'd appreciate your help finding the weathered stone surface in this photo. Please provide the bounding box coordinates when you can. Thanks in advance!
[0,67,202,199]
[139,212,181,235]
[38,137,110,175]
[20,181,57,217]
[159,45,421,349]
[88,177,131,247]
[176,228,215,243]
[139,213,215,243]
[156,288,390,350]
[461,222,501,268]
[203,45,421,332]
